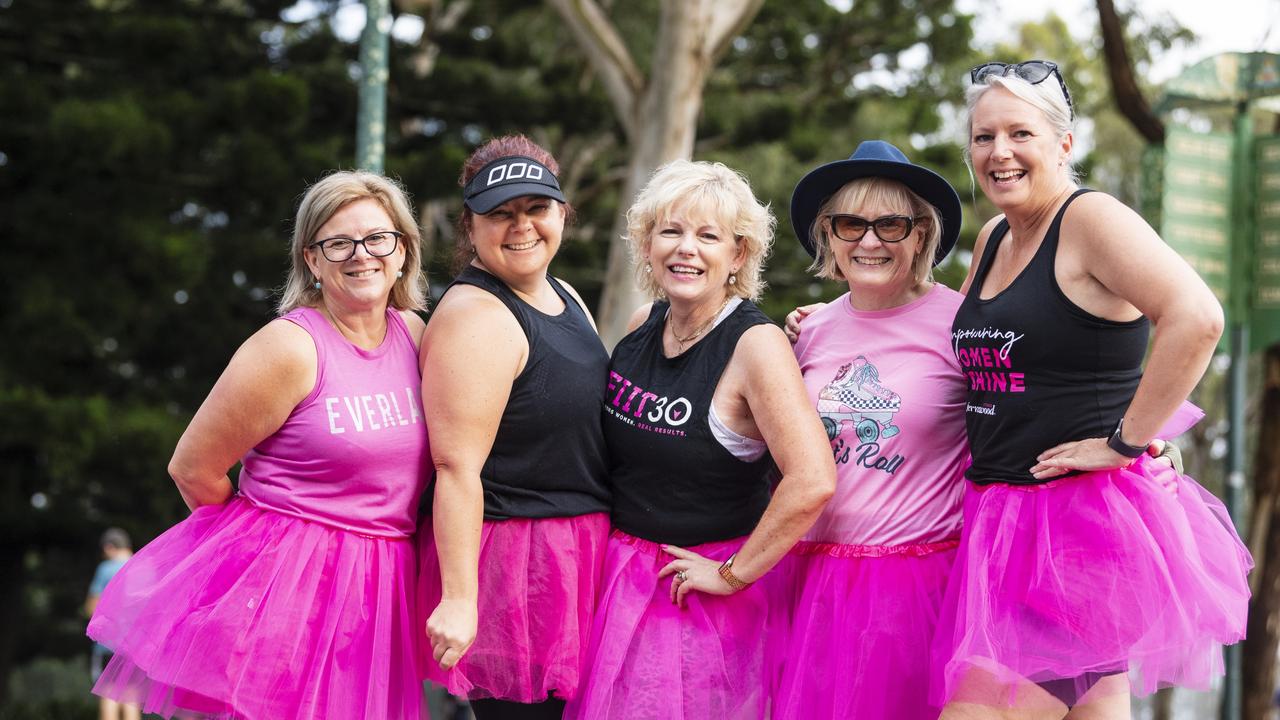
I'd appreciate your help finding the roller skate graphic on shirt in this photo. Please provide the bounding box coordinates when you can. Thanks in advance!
[817,356,902,444]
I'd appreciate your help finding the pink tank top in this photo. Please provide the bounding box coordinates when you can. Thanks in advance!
[793,284,968,549]
[238,307,429,538]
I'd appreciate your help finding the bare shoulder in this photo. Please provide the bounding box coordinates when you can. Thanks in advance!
[427,284,519,334]
[246,317,316,370]
[733,322,795,369]
[399,309,427,349]
[421,283,526,377]
[1061,191,1153,245]
[220,317,317,407]
[626,302,655,334]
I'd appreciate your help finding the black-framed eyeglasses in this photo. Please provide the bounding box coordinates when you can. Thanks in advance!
[309,231,403,262]
[825,214,923,243]
[970,60,1074,120]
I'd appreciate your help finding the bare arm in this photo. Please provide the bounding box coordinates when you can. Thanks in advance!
[168,320,315,510]
[1030,194,1222,478]
[661,324,835,602]
[419,287,527,670]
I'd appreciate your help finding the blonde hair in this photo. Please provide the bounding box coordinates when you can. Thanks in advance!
[278,171,427,314]
[808,177,942,284]
[626,160,775,301]
[965,74,1078,182]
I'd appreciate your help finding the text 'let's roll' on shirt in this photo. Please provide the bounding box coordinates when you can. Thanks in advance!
[794,284,969,548]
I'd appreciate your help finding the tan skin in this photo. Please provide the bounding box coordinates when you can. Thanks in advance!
[168,198,425,511]
[636,204,835,607]
[423,196,599,671]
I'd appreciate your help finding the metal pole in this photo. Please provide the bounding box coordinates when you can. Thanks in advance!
[355,0,390,172]
[1223,322,1247,720]
[1221,98,1254,720]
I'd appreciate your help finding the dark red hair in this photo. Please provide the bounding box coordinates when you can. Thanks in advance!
[454,135,574,272]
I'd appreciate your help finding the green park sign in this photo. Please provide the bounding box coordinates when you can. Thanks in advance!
[1155,52,1280,352]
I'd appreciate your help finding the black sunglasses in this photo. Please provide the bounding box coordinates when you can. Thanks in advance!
[970,60,1074,120]
[309,231,403,262]
[825,214,922,244]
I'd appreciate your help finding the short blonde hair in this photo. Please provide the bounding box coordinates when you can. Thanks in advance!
[626,160,775,301]
[808,177,942,284]
[965,74,1077,182]
[278,171,428,314]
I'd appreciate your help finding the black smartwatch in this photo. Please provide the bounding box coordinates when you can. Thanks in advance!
[1107,418,1147,458]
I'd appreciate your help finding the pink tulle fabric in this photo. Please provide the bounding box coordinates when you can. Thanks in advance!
[564,530,772,720]
[416,512,609,703]
[931,402,1253,709]
[87,497,423,720]
[769,544,957,720]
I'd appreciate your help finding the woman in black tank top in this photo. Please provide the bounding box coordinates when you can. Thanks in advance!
[416,136,611,720]
[932,62,1251,717]
[565,161,835,720]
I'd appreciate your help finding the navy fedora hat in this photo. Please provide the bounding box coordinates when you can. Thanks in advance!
[790,140,961,265]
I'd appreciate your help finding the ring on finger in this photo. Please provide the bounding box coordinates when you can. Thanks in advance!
[676,570,688,582]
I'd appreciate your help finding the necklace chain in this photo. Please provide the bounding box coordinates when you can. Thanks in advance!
[669,297,732,348]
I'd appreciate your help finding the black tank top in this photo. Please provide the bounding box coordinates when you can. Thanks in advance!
[446,266,611,519]
[951,190,1149,485]
[604,300,775,546]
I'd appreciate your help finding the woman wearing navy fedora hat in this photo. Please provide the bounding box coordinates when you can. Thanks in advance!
[417,135,612,719]
[929,63,1251,717]
[770,140,970,720]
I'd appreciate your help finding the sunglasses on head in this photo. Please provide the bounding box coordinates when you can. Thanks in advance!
[970,60,1074,120]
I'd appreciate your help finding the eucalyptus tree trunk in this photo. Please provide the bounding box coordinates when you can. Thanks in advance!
[546,0,765,347]
[1243,345,1280,720]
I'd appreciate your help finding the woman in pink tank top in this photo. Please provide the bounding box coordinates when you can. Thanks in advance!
[770,141,968,720]
[87,171,432,720]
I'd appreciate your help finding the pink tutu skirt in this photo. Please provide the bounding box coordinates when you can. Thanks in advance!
[564,530,772,720]
[416,512,609,703]
[931,406,1252,709]
[87,496,423,720]
[770,540,958,720]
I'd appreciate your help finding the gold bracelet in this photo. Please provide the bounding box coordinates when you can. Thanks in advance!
[717,552,752,592]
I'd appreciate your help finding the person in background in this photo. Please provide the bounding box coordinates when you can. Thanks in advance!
[88,170,431,720]
[86,527,140,720]
[770,140,967,720]
[565,160,835,720]
[418,135,611,720]
[933,60,1252,718]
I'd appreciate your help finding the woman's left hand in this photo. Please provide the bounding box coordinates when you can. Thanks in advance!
[658,545,735,608]
[1029,437,1133,480]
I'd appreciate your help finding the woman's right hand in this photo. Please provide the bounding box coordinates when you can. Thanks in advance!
[426,598,478,671]
[784,303,824,343]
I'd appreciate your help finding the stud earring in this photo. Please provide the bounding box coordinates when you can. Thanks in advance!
[314,281,322,290]
[396,270,404,278]
[728,273,737,286]
[644,264,652,273]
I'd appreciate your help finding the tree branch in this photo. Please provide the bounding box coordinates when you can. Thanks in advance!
[1095,0,1165,144]
[708,0,766,62]
[545,0,643,139]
